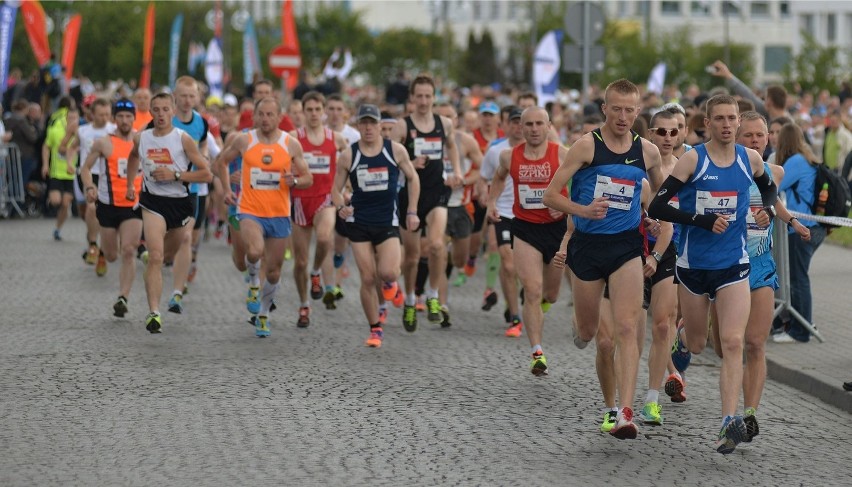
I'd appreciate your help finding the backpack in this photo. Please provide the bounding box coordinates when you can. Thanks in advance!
[791,162,852,229]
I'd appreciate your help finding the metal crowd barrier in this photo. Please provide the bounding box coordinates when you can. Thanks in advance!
[0,143,25,218]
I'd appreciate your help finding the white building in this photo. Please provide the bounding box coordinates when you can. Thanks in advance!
[791,1,852,67]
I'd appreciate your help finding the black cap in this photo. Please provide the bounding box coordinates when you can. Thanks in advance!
[112,98,136,117]
[357,104,381,121]
[509,107,523,120]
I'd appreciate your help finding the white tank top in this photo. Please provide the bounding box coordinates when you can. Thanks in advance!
[79,122,115,175]
[139,127,191,198]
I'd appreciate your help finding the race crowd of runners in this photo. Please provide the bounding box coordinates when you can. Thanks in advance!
[12,59,852,455]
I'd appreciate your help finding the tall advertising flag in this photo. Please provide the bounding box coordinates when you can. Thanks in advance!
[20,0,50,66]
[532,30,563,107]
[168,14,184,88]
[243,15,260,86]
[280,0,300,90]
[0,1,16,96]
[61,14,81,86]
[205,37,223,98]
[139,2,155,89]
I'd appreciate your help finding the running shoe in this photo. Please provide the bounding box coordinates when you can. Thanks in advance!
[247,286,261,314]
[440,305,452,328]
[426,297,442,323]
[610,407,638,439]
[600,411,617,433]
[113,296,128,318]
[402,304,417,332]
[664,373,687,403]
[284,248,292,261]
[639,402,663,425]
[53,229,62,241]
[463,257,476,277]
[716,416,747,454]
[310,274,323,300]
[378,308,388,325]
[671,321,692,373]
[168,294,183,314]
[540,300,552,313]
[530,351,548,376]
[145,312,162,334]
[572,321,589,349]
[743,408,759,442]
[365,327,383,348]
[297,306,310,328]
[415,295,426,312]
[481,288,498,311]
[84,244,98,265]
[332,286,344,300]
[255,315,270,337]
[322,290,337,310]
[95,252,107,277]
[505,318,523,338]
[140,250,149,266]
[333,253,344,268]
[392,288,404,308]
[381,281,398,301]
[452,274,467,287]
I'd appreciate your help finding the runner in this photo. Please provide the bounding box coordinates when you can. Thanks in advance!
[648,94,779,453]
[488,106,567,373]
[80,98,143,317]
[132,88,153,131]
[331,104,420,348]
[216,97,311,337]
[42,98,77,241]
[125,92,212,334]
[290,91,347,327]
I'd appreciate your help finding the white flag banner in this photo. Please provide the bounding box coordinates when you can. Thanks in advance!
[647,62,666,95]
[532,30,563,107]
[205,37,224,98]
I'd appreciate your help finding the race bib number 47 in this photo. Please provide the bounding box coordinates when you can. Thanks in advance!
[696,190,737,220]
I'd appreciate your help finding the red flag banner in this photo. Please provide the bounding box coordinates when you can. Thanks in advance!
[61,14,82,85]
[140,3,155,89]
[281,0,299,90]
[21,0,50,66]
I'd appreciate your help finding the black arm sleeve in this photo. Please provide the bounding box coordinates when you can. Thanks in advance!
[648,176,718,231]
[753,169,778,208]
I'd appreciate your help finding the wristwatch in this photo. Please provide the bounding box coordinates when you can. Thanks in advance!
[650,251,662,263]
[763,206,776,219]
[174,171,181,181]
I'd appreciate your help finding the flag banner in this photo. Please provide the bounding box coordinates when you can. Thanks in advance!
[0,1,17,96]
[532,30,563,107]
[168,13,183,88]
[647,62,666,95]
[139,2,155,89]
[61,13,81,86]
[205,37,223,98]
[243,15,260,86]
[281,0,300,90]
[20,0,50,66]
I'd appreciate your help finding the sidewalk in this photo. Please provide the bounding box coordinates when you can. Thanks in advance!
[765,241,852,413]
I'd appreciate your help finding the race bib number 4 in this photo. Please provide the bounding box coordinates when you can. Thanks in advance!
[250,167,281,190]
[746,206,769,237]
[357,166,389,192]
[518,184,547,209]
[414,137,442,160]
[304,152,331,174]
[593,175,635,211]
[696,190,737,220]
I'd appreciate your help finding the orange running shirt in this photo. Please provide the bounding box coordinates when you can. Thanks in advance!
[237,129,293,218]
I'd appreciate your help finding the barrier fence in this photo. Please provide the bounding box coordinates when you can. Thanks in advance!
[0,143,24,218]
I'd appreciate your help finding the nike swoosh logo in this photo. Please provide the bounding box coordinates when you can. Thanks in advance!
[626,158,638,164]
[665,268,673,272]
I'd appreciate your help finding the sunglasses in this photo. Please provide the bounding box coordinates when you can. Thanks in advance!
[650,127,679,137]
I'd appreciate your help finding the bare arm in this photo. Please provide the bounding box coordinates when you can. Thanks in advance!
[286,136,313,190]
[177,133,212,183]
[442,116,462,186]
[642,138,665,191]
[394,141,421,232]
[80,136,108,202]
[125,133,142,201]
[214,133,248,205]
[461,133,482,185]
[542,134,608,219]
[486,149,512,221]
[332,147,352,212]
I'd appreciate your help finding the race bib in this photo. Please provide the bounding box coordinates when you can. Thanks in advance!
[593,175,635,211]
[304,152,331,175]
[518,184,547,209]
[746,206,769,237]
[696,190,737,221]
[143,148,174,180]
[414,137,442,160]
[357,166,389,192]
[250,167,281,190]
[117,158,128,178]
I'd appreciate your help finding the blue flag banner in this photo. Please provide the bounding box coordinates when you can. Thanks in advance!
[205,37,223,98]
[168,13,183,88]
[243,15,260,87]
[532,30,563,107]
[0,1,17,97]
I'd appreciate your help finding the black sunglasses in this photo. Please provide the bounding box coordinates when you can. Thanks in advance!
[650,127,679,137]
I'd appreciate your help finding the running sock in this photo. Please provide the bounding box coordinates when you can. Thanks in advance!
[415,257,429,296]
[378,303,388,313]
[370,322,382,330]
[486,252,500,289]
[325,285,334,292]
[311,269,320,276]
[646,390,659,404]
[246,257,261,286]
[426,287,438,299]
[260,279,280,315]
[301,301,310,308]
[531,344,543,355]
[172,289,182,297]
[405,293,416,307]
[610,407,619,413]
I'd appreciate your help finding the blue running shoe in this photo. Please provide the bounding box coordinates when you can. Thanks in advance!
[716,416,747,454]
[671,321,691,373]
[255,315,270,337]
[168,293,183,314]
[246,286,261,314]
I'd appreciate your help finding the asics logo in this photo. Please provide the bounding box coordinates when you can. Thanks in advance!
[625,158,638,165]
[702,174,719,180]
[739,269,748,278]
[658,189,667,196]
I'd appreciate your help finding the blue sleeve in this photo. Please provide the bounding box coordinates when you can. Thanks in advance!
[778,154,809,192]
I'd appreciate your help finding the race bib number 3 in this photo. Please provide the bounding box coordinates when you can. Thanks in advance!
[304,152,331,174]
[518,184,547,209]
[746,206,769,237]
[696,190,737,220]
[593,175,635,211]
[357,166,389,192]
[414,137,442,160]
[250,167,281,190]
[117,158,128,178]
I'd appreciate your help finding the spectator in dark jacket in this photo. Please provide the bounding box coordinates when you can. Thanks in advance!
[4,99,41,185]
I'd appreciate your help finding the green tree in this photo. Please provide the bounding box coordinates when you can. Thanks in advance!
[294,4,372,78]
[365,28,449,86]
[783,31,845,94]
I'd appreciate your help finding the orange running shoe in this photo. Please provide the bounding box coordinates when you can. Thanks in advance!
[310,274,323,300]
[378,308,388,325]
[505,319,523,338]
[392,288,404,308]
[463,257,476,277]
[381,281,398,301]
[95,252,107,277]
[664,373,687,403]
[365,327,383,348]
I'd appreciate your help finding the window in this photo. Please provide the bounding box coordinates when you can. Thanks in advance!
[750,2,770,17]
[661,1,681,15]
[801,14,815,36]
[779,2,790,17]
[764,45,792,74]
[507,0,519,18]
[690,1,710,16]
[722,1,740,16]
[636,1,650,17]
[489,0,500,20]
[827,13,837,42]
[472,0,481,21]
